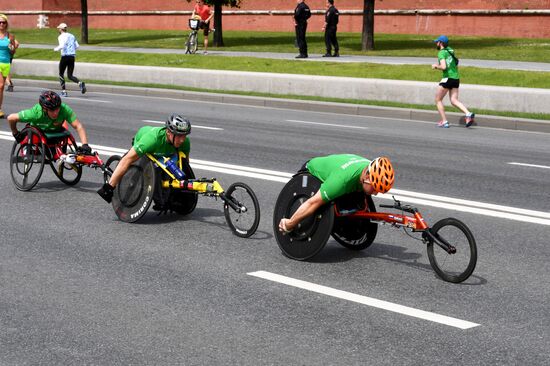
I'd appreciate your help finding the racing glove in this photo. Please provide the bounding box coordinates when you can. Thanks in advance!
[78,143,92,155]
[97,183,114,203]
[13,131,25,143]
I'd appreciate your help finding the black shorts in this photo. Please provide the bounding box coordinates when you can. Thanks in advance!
[199,21,210,36]
[439,78,460,89]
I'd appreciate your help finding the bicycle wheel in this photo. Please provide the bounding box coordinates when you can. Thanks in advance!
[49,134,82,186]
[168,157,198,215]
[332,194,378,250]
[427,218,477,283]
[224,182,260,238]
[103,155,122,184]
[185,32,198,54]
[10,128,46,191]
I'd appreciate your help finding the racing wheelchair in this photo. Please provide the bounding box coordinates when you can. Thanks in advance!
[273,172,477,283]
[10,125,108,191]
[103,152,260,238]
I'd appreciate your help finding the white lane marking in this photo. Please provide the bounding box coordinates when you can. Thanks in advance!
[142,120,223,131]
[286,119,368,130]
[248,271,480,330]
[1,131,547,225]
[62,97,112,104]
[508,162,550,170]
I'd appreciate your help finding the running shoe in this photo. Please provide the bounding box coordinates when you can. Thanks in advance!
[79,82,87,94]
[465,113,475,127]
[437,120,449,128]
[61,90,68,97]
[6,84,13,92]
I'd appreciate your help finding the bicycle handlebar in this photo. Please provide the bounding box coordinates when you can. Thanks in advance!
[379,202,417,214]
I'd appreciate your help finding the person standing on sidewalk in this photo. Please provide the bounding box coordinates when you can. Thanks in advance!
[192,0,214,54]
[431,35,475,128]
[322,0,339,57]
[54,23,86,97]
[0,13,17,118]
[294,0,311,59]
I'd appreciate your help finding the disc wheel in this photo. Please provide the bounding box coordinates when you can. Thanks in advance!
[273,173,334,260]
[427,218,478,283]
[10,127,46,191]
[332,194,378,250]
[49,134,82,186]
[224,182,260,238]
[103,155,122,184]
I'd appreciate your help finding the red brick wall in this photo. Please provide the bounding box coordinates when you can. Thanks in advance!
[3,0,550,38]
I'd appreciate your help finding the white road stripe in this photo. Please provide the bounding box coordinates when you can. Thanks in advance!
[142,120,223,130]
[2,131,547,225]
[63,97,112,104]
[508,162,550,170]
[248,271,480,330]
[286,119,368,130]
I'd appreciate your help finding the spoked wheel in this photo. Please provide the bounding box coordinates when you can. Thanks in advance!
[185,32,198,54]
[10,127,46,191]
[103,155,122,184]
[332,193,378,250]
[49,134,82,186]
[426,218,477,283]
[224,182,260,238]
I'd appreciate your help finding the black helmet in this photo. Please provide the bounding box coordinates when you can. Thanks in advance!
[39,90,62,110]
[165,114,191,135]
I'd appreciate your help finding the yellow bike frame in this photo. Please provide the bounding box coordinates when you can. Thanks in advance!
[146,152,224,194]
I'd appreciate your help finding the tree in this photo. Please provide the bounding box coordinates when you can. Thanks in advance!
[361,0,375,51]
[186,0,241,47]
[81,0,88,44]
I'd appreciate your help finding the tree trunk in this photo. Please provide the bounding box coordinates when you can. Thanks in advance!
[361,0,375,51]
[213,3,223,47]
[81,0,88,44]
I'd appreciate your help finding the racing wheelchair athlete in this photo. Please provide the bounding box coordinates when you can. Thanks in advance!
[7,90,95,190]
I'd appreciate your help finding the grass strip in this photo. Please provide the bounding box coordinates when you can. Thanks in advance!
[15,74,550,121]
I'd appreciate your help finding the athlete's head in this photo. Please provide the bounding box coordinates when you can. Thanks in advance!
[433,35,449,48]
[361,157,394,195]
[39,90,62,118]
[165,114,191,148]
[57,23,68,32]
[0,14,9,28]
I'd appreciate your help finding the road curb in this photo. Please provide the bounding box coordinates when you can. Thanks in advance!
[14,78,550,134]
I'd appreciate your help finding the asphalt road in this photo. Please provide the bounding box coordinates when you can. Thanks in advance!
[1,87,549,365]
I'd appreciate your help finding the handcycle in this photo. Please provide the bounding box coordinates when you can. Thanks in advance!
[10,125,111,191]
[273,172,477,283]
[104,151,260,238]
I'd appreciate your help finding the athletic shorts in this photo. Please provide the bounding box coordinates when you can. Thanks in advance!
[200,21,210,36]
[0,63,10,77]
[439,78,460,89]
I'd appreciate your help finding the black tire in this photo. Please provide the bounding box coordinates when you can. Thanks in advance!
[427,218,477,283]
[224,182,260,238]
[332,194,378,250]
[168,158,198,216]
[49,134,82,186]
[103,155,122,184]
[10,127,46,191]
[185,32,198,54]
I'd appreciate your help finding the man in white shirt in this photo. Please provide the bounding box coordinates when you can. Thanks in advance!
[54,23,86,97]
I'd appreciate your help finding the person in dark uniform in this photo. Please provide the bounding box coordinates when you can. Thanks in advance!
[294,0,311,58]
[322,0,339,57]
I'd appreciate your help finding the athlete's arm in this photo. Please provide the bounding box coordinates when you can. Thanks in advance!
[7,113,21,135]
[70,118,88,145]
[279,190,325,232]
[108,148,140,188]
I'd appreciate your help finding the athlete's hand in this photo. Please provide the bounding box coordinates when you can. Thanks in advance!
[97,183,114,203]
[279,218,293,234]
[13,131,25,143]
[78,143,92,155]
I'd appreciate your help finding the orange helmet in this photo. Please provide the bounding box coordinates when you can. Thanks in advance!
[368,157,395,193]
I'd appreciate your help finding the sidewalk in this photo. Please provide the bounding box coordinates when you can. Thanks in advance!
[21,44,550,72]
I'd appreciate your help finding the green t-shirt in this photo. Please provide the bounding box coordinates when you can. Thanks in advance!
[437,47,459,79]
[307,154,371,202]
[17,103,77,132]
[133,126,191,158]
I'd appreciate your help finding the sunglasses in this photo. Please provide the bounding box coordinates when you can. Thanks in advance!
[0,21,7,24]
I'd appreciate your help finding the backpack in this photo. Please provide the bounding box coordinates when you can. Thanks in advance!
[446,48,459,66]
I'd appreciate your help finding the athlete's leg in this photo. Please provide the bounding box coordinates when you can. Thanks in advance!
[59,57,68,90]
[66,56,80,84]
[435,86,449,122]
[449,88,470,115]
